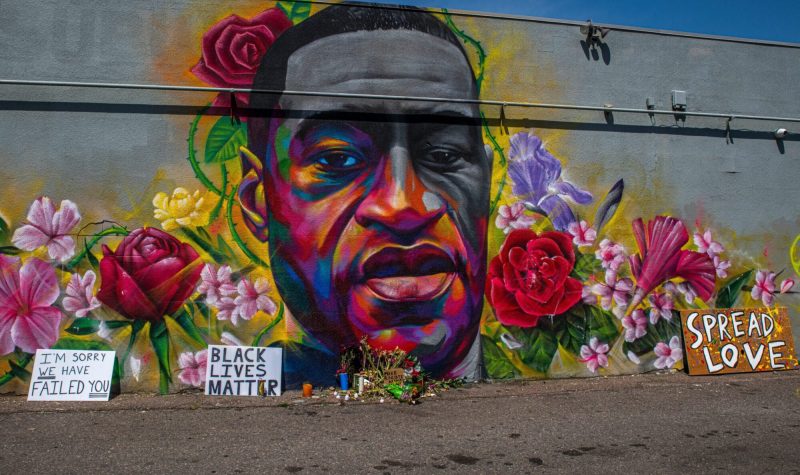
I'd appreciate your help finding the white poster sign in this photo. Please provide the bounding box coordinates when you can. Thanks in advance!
[205,345,282,396]
[28,349,116,401]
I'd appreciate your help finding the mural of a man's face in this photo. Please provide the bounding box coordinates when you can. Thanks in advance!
[246,26,491,377]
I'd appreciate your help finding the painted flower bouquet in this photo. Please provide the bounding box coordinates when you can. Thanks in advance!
[481,131,796,379]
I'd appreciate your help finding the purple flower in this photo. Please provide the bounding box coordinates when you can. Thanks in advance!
[495,202,535,234]
[579,337,609,373]
[595,239,626,271]
[197,264,236,306]
[62,270,101,317]
[234,277,277,321]
[751,270,776,306]
[567,220,596,247]
[507,131,592,230]
[591,270,633,312]
[622,309,647,342]
[654,336,682,369]
[177,349,208,387]
[11,197,81,262]
[647,292,673,325]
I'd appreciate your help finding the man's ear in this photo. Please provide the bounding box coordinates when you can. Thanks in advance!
[238,145,269,242]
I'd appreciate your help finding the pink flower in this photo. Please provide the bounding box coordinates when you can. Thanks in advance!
[579,337,609,373]
[495,202,535,234]
[713,256,730,279]
[581,282,597,305]
[567,220,596,247]
[595,239,626,271]
[62,270,101,317]
[11,197,81,262]
[214,296,239,324]
[676,282,698,304]
[177,349,208,387]
[0,256,62,355]
[780,278,795,294]
[591,270,632,311]
[693,229,724,256]
[628,216,715,309]
[622,309,647,342]
[751,270,776,306]
[647,292,673,325]
[197,264,236,305]
[654,336,682,369]
[234,277,277,321]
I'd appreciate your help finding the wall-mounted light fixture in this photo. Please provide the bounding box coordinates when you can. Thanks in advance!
[774,128,788,139]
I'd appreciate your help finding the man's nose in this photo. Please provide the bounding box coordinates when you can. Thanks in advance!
[355,145,446,236]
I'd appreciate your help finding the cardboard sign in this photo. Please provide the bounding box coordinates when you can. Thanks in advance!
[680,307,799,375]
[205,345,282,396]
[28,349,116,401]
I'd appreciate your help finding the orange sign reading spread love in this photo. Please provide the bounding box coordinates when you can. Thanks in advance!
[680,307,799,375]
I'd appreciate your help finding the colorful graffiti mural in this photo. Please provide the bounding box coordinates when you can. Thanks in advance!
[0,1,797,394]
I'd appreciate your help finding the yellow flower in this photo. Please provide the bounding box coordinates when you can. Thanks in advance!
[152,188,217,230]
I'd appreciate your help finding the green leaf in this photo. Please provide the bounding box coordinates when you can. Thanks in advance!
[278,1,311,24]
[203,116,247,164]
[119,320,145,380]
[715,269,754,308]
[8,359,31,382]
[554,305,619,357]
[572,252,603,281]
[170,306,206,346]
[623,312,682,356]
[554,309,587,356]
[0,216,9,243]
[65,317,101,335]
[481,336,516,379]
[511,327,558,373]
[0,245,21,255]
[104,320,132,329]
[217,235,239,263]
[84,239,99,268]
[251,302,284,347]
[149,321,171,394]
[594,179,624,234]
[586,305,620,343]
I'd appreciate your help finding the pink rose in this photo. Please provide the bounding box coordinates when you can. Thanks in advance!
[191,8,292,108]
[97,228,203,321]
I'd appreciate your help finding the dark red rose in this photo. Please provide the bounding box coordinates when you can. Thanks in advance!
[191,8,292,108]
[98,228,203,321]
[486,229,582,327]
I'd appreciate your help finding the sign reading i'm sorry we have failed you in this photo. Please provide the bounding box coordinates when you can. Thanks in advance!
[28,349,116,401]
[681,307,799,375]
[205,345,282,396]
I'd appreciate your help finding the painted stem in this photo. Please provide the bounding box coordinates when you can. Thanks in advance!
[442,9,486,93]
[226,185,269,268]
[180,227,227,264]
[251,302,285,347]
[64,226,130,270]
[187,108,222,196]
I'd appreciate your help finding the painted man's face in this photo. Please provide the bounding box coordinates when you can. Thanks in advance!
[261,30,491,377]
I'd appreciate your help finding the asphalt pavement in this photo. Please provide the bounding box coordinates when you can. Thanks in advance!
[1,370,799,474]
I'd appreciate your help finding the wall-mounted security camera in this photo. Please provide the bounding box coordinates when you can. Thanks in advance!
[774,128,788,139]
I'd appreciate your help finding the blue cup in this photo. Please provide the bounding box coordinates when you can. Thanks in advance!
[338,372,349,391]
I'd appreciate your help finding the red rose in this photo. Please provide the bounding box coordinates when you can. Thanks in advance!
[98,228,203,322]
[191,8,292,108]
[486,229,582,327]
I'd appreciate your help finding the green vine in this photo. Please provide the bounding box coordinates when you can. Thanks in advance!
[187,107,223,196]
[251,302,285,346]
[226,185,269,269]
[64,226,130,271]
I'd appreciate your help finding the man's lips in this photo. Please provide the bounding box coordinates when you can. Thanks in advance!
[360,245,458,301]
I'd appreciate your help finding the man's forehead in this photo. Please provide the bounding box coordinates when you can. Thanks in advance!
[280,29,478,109]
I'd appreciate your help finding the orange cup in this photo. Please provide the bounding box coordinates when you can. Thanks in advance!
[302,383,313,397]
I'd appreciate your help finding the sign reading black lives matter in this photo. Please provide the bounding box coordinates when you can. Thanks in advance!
[28,349,116,401]
[205,345,282,396]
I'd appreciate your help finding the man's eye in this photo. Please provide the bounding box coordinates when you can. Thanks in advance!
[422,147,468,168]
[429,150,462,164]
[315,152,364,171]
